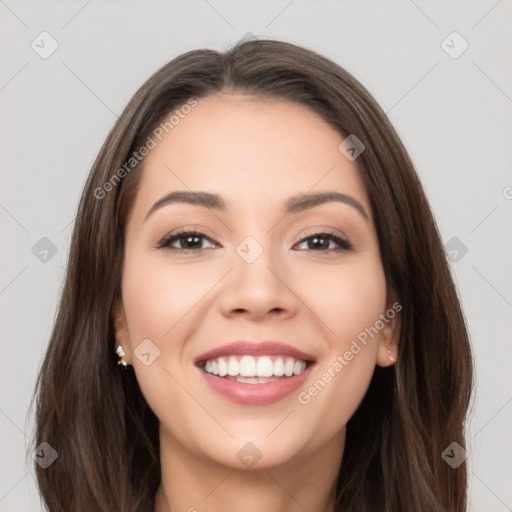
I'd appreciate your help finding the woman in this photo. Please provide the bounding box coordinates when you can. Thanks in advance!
[32,37,473,511]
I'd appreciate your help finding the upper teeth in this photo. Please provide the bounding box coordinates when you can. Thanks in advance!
[203,355,307,378]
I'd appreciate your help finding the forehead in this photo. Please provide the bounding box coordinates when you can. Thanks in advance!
[130,94,370,219]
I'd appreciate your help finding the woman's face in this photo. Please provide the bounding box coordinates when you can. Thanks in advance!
[114,94,399,470]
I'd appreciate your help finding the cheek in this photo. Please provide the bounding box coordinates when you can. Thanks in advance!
[119,250,210,419]
[121,250,214,343]
[292,254,387,348]
[291,256,386,431]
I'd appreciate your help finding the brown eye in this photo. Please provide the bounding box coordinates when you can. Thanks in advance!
[158,231,218,252]
[294,232,352,252]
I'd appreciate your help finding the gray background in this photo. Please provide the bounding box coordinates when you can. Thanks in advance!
[1,1,511,510]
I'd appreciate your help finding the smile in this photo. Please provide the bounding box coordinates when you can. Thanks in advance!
[200,355,310,383]
[194,340,317,405]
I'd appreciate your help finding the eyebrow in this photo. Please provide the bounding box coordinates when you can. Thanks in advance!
[144,190,368,221]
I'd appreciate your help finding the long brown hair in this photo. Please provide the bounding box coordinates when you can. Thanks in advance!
[31,37,474,511]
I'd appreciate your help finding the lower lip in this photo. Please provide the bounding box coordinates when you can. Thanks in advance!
[197,365,314,405]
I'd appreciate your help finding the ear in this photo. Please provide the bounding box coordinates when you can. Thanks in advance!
[375,299,401,368]
[112,298,131,363]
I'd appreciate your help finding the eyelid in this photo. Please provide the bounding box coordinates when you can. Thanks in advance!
[296,224,351,242]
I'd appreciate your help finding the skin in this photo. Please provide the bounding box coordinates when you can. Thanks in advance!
[113,94,400,512]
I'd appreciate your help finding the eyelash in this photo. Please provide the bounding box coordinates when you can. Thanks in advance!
[157,229,352,253]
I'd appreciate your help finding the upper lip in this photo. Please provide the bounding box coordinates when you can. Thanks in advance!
[194,340,317,366]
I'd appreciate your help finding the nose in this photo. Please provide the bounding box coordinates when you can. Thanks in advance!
[218,240,299,322]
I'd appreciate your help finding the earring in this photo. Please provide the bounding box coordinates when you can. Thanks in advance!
[116,345,128,368]
[387,349,395,362]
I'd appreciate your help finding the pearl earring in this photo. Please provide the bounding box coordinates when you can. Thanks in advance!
[116,345,128,368]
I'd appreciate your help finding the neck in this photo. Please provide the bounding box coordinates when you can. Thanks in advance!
[154,426,345,512]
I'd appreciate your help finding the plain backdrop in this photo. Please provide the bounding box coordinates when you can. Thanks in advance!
[1,1,511,511]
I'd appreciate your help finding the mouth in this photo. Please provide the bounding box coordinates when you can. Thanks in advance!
[197,355,314,384]
[194,340,317,405]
